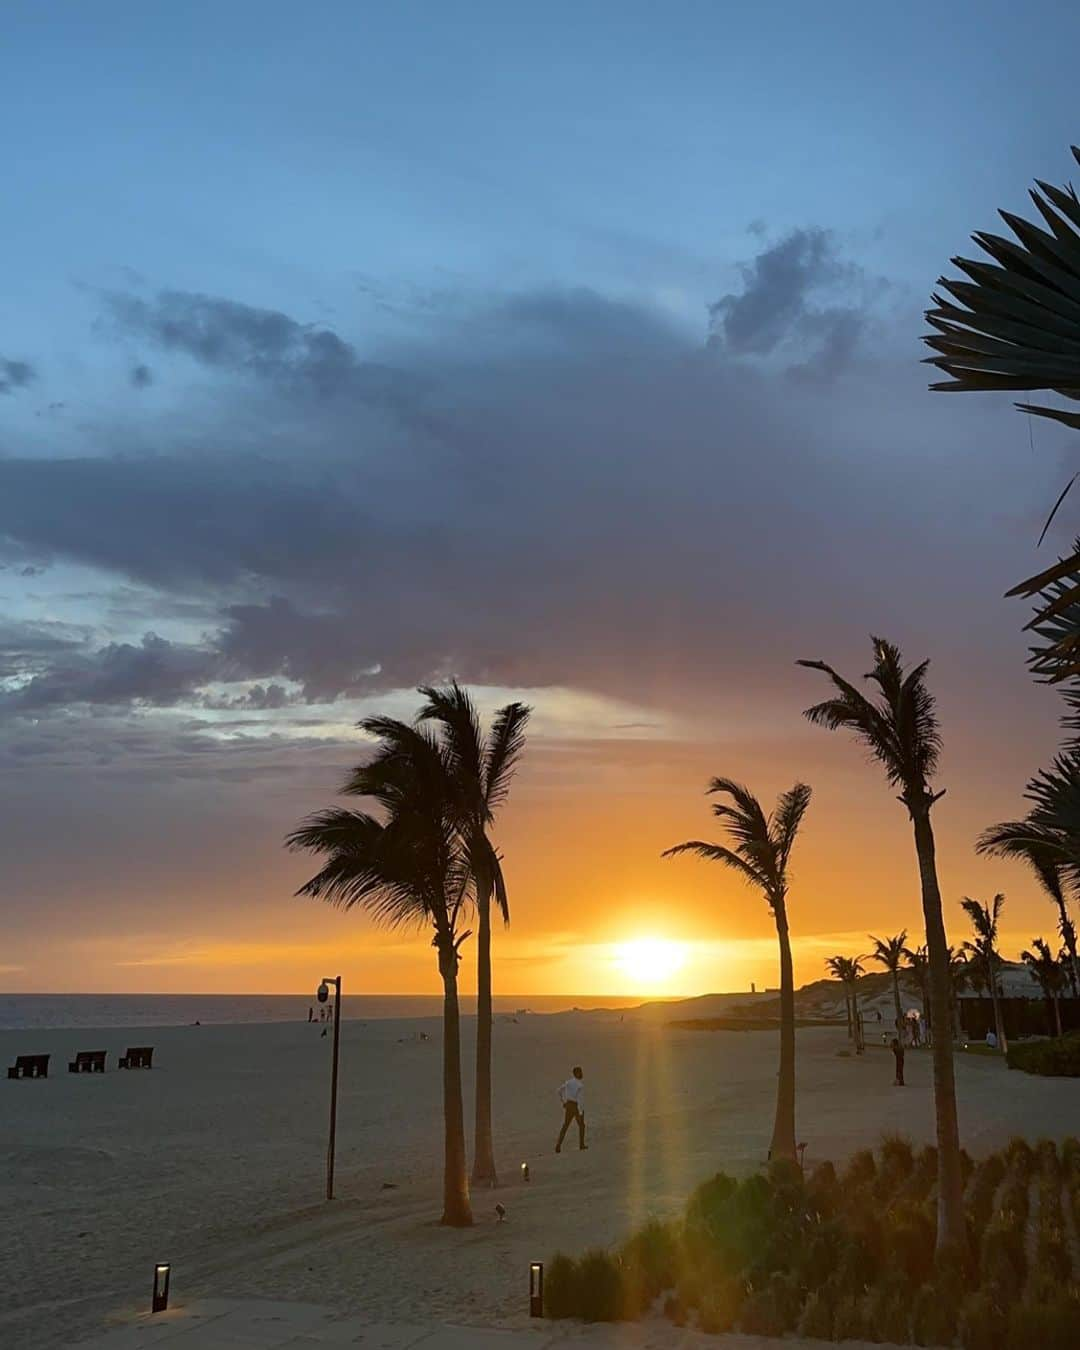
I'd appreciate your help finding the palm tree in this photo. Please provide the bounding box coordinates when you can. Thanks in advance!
[960,894,1008,1054]
[869,930,909,1037]
[1022,937,1066,1037]
[825,954,855,1041]
[903,943,932,1044]
[664,778,811,1162]
[947,946,969,1044]
[287,715,474,1226]
[977,822,1080,996]
[798,638,965,1252]
[417,683,530,1187]
[923,147,1080,682]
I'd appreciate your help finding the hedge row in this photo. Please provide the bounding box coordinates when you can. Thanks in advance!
[1006,1032,1080,1076]
[544,1135,1080,1347]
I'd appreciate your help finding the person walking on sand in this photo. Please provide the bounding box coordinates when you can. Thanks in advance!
[555,1066,587,1153]
[891,1036,905,1086]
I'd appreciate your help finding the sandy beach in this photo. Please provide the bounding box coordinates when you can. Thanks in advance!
[4,1011,1080,1349]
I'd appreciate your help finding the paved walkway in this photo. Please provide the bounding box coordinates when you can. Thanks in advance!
[73,1297,830,1349]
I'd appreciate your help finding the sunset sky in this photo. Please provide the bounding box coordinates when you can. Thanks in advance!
[4,3,1080,997]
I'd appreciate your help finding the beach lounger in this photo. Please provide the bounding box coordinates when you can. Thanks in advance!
[7,1054,50,1080]
[118,1046,153,1070]
[68,1050,107,1073]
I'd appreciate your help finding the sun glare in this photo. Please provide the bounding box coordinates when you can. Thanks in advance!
[613,936,688,991]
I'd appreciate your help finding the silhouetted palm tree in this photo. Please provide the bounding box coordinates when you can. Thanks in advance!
[665,778,811,1162]
[869,930,909,1037]
[1021,937,1066,1037]
[418,683,530,1187]
[923,147,1080,683]
[903,943,932,1043]
[977,822,1080,996]
[798,637,965,1252]
[825,954,855,1041]
[960,894,1008,1054]
[287,716,474,1226]
[947,946,969,1043]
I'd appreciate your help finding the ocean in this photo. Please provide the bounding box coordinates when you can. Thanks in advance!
[0,992,641,1031]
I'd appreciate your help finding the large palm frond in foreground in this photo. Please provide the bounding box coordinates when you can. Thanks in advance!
[923,148,1080,683]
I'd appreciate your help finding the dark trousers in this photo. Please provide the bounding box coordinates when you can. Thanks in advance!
[556,1101,585,1150]
[893,1053,905,1086]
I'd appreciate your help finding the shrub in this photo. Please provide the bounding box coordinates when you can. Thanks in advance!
[543,1252,581,1319]
[618,1218,679,1314]
[794,1217,845,1289]
[861,1273,911,1345]
[879,1132,916,1181]
[959,1290,1008,1350]
[979,1220,1025,1304]
[1061,1135,1080,1179]
[911,1282,959,1346]
[967,1151,1006,1233]
[832,1292,867,1341]
[1003,1137,1035,1179]
[845,1147,878,1187]
[739,1282,788,1337]
[1005,1296,1080,1350]
[797,1288,835,1340]
[1007,1031,1080,1076]
[694,1276,743,1334]
[880,1202,935,1287]
[576,1249,622,1322]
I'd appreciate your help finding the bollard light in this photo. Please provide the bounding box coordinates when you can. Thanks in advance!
[529,1261,544,1317]
[521,1162,529,1182]
[152,1263,171,1313]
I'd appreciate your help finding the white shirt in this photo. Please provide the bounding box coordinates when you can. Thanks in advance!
[559,1076,584,1108]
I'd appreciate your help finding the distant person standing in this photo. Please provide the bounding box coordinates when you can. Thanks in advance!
[555,1066,587,1153]
[891,1037,905,1086]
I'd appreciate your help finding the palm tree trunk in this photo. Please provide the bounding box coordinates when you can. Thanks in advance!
[1056,900,1080,998]
[892,970,903,1037]
[769,901,797,1162]
[472,882,498,1187]
[911,810,965,1254]
[988,959,1008,1053]
[437,939,472,1227]
[851,982,863,1053]
[1054,994,1063,1038]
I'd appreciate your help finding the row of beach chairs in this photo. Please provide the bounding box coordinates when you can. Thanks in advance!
[7,1046,154,1079]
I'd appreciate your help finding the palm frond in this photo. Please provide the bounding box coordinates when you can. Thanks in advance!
[922,146,1080,428]
[662,840,769,892]
[483,701,531,810]
[770,782,812,872]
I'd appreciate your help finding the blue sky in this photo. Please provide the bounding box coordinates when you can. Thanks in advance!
[3,2,1080,991]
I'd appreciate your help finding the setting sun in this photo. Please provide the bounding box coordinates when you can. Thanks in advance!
[612,936,688,990]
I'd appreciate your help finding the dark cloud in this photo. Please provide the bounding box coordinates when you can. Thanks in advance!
[2,632,225,713]
[130,363,153,388]
[0,357,35,394]
[0,275,1056,726]
[707,228,865,374]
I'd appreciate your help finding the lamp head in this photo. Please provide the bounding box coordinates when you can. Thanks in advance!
[317,981,329,1004]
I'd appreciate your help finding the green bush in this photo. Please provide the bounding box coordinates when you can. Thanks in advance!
[576,1249,623,1322]
[1005,1296,1080,1350]
[797,1288,835,1340]
[1007,1032,1080,1077]
[881,1202,935,1287]
[911,1282,959,1346]
[1060,1135,1080,1179]
[861,1274,911,1345]
[879,1132,915,1172]
[618,1218,679,1314]
[979,1220,1025,1304]
[694,1276,743,1334]
[845,1147,878,1187]
[739,1282,788,1337]
[1003,1137,1036,1178]
[832,1292,867,1341]
[959,1290,1008,1350]
[967,1151,1006,1232]
[543,1252,581,1319]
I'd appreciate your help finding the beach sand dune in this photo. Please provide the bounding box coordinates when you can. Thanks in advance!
[3,1013,1080,1348]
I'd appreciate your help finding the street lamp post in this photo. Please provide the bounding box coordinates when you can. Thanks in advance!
[317,975,342,1200]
